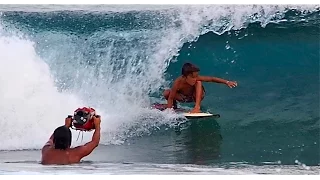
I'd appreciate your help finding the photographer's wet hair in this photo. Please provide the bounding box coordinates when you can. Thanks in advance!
[53,126,72,150]
[181,63,200,77]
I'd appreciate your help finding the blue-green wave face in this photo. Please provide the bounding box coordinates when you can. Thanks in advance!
[0,5,319,166]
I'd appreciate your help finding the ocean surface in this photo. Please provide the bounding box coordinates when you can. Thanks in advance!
[0,4,319,175]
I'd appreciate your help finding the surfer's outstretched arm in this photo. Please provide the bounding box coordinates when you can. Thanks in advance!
[197,76,237,88]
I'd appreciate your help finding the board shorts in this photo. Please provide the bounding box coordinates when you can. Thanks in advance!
[179,85,205,103]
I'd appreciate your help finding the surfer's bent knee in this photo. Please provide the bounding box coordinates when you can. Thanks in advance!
[193,82,205,100]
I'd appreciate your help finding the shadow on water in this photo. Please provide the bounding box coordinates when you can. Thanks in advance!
[86,114,223,165]
[177,117,223,165]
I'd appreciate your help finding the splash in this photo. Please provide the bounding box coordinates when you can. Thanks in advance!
[0,4,318,150]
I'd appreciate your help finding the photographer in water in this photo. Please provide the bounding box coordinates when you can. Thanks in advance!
[41,107,101,165]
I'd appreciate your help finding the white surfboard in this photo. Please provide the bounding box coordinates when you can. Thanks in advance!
[181,112,220,119]
[152,103,220,119]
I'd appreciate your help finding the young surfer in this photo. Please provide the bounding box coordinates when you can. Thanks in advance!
[163,63,237,113]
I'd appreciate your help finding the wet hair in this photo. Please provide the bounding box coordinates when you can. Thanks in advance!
[181,63,200,77]
[53,126,72,150]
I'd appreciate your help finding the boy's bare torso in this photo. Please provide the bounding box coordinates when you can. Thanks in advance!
[175,76,196,96]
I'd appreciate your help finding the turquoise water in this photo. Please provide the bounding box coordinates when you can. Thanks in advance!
[0,5,319,174]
